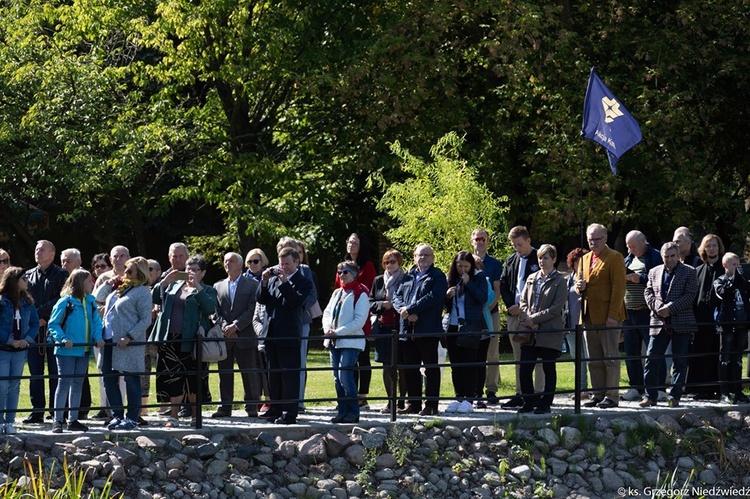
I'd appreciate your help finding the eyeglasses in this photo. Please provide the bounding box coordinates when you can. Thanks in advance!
[0,258,9,265]
[588,236,605,243]
[337,269,352,275]
[247,259,261,265]
[94,264,109,269]
[415,253,433,258]
[473,237,487,243]
[188,267,202,273]
[383,259,397,265]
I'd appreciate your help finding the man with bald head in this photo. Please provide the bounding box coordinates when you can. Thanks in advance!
[621,230,662,401]
[392,243,447,416]
[24,240,69,423]
[93,245,131,304]
[673,227,701,268]
[212,252,261,418]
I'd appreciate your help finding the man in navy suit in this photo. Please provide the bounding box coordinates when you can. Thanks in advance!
[392,243,447,416]
[499,226,542,409]
[640,242,698,408]
[212,252,261,418]
[257,247,313,424]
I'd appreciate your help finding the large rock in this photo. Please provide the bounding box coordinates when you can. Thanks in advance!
[298,435,328,465]
[559,427,582,449]
[324,430,351,457]
[343,444,365,466]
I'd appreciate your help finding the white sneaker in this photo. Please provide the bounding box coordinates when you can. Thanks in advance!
[445,401,460,413]
[657,391,668,402]
[5,423,17,435]
[457,400,473,413]
[620,388,641,401]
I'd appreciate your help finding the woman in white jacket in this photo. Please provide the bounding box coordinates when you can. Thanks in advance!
[323,261,369,423]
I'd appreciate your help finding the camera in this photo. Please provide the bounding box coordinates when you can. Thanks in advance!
[271,268,282,276]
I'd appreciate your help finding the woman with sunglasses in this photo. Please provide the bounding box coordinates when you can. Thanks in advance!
[0,268,39,434]
[101,257,153,430]
[244,249,269,282]
[0,249,11,275]
[323,261,369,423]
[48,269,104,432]
[369,249,408,413]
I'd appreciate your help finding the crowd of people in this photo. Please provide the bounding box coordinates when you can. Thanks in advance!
[0,223,746,432]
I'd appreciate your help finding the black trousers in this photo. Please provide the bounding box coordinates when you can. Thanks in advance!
[401,336,441,410]
[265,340,300,419]
[217,343,261,412]
[520,345,558,409]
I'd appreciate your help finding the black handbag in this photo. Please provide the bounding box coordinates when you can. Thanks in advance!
[455,322,482,349]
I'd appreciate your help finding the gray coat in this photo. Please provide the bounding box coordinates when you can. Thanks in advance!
[520,269,567,352]
[106,285,153,373]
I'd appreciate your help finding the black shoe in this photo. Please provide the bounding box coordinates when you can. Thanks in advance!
[583,398,603,408]
[274,416,296,425]
[735,393,750,404]
[418,406,438,416]
[331,414,346,423]
[67,420,89,432]
[211,408,231,418]
[137,417,149,427]
[397,405,420,415]
[517,404,535,414]
[597,398,618,409]
[260,410,281,421]
[501,396,524,409]
[178,407,192,418]
[22,414,44,424]
[720,395,733,404]
[91,410,109,420]
[157,409,172,416]
[52,421,64,433]
[534,406,551,414]
[486,392,499,405]
[246,410,258,418]
[667,398,680,408]
[78,412,89,420]
[341,415,359,423]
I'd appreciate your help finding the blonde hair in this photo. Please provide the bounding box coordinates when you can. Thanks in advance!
[61,269,92,300]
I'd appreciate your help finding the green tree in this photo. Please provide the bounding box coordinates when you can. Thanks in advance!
[374,132,510,271]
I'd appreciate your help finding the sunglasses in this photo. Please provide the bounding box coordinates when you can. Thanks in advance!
[337,269,352,276]
[247,259,261,265]
[0,258,9,265]
[148,267,155,272]
[383,259,397,265]
[473,236,487,242]
[93,264,109,269]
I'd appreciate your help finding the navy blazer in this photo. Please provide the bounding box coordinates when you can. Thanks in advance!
[257,271,313,348]
[214,275,260,349]
[392,265,447,336]
[500,249,539,308]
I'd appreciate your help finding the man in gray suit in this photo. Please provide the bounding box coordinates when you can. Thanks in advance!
[212,252,261,418]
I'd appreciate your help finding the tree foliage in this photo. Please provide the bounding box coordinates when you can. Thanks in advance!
[375,132,510,271]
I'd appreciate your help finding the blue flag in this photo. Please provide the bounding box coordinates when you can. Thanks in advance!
[581,68,642,174]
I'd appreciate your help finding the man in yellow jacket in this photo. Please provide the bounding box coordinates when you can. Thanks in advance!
[575,223,627,408]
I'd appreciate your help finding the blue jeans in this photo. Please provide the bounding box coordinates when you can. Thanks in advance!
[330,348,360,417]
[0,350,26,425]
[623,308,652,390]
[55,355,89,422]
[644,331,690,401]
[101,341,141,422]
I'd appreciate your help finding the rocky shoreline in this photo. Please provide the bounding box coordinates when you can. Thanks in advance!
[2,408,750,498]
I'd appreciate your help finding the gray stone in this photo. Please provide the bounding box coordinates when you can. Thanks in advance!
[183,434,210,446]
[183,464,205,482]
[252,453,274,467]
[166,438,184,452]
[278,441,296,460]
[547,457,568,476]
[316,479,339,491]
[343,444,365,466]
[72,436,92,448]
[360,431,385,449]
[375,468,394,480]
[257,432,277,448]
[324,430,351,457]
[601,468,625,491]
[656,414,682,432]
[298,435,328,465]
[135,436,165,452]
[559,427,582,449]
[196,443,219,458]
[111,465,128,484]
[677,456,695,469]
[511,465,531,479]
[375,453,397,469]
[537,428,560,447]
[166,457,185,470]
[25,437,53,452]
[345,480,362,497]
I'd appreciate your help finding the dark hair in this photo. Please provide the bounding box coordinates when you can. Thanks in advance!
[278,247,300,263]
[91,253,111,269]
[0,267,33,308]
[345,232,372,269]
[508,225,530,240]
[447,250,478,287]
[186,255,208,271]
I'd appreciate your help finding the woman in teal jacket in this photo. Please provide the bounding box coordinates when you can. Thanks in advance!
[48,269,104,433]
